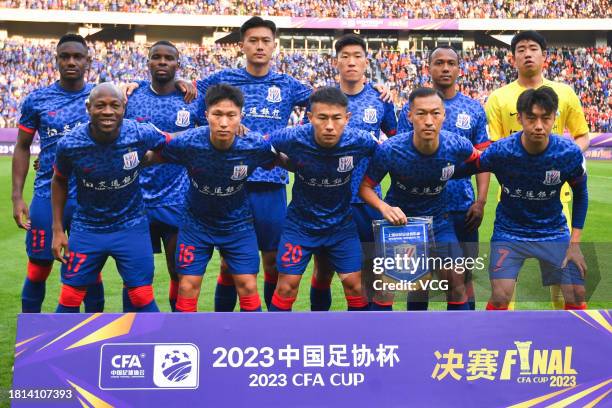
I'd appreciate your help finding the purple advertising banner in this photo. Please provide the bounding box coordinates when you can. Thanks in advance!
[0,128,20,142]
[589,133,612,148]
[287,18,459,30]
[11,311,612,407]
[0,129,38,156]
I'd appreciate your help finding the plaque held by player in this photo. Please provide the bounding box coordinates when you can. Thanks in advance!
[372,217,433,283]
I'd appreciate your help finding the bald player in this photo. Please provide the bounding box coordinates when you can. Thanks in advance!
[52,83,168,313]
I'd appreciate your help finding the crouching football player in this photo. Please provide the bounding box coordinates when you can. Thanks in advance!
[359,88,481,311]
[268,87,379,312]
[458,87,588,310]
[52,83,168,313]
[151,84,281,312]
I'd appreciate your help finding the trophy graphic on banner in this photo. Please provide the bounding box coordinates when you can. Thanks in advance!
[514,341,533,375]
[372,217,434,283]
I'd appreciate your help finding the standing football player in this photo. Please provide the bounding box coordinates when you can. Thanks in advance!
[310,34,397,311]
[124,40,203,311]
[12,34,104,313]
[397,46,491,310]
[193,17,312,311]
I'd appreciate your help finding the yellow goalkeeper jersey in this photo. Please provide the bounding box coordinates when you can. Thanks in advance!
[485,78,589,203]
[485,78,589,141]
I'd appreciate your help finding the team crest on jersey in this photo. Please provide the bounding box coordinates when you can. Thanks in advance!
[175,109,191,127]
[266,86,282,103]
[455,112,471,130]
[337,156,354,172]
[543,170,562,185]
[363,107,378,124]
[231,164,249,180]
[123,151,140,170]
[440,164,455,181]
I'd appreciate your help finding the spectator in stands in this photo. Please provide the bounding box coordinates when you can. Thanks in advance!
[2,0,609,18]
[0,38,610,132]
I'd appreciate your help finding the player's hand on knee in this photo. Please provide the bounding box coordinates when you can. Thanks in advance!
[52,231,69,264]
[562,243,587,278]
[12,198,30,230]
[120,82,140,99]
[176,79,197,103]
[381,204,407,225]
[465,200,485,231]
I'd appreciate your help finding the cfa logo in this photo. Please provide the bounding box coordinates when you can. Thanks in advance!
[153,344,199,388]
[112,354,143,369]
[99,343,200,390]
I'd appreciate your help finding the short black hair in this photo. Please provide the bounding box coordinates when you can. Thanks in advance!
[511,30,547,54]
[240,16,276,40]
[428,46,459,63]
[309,86,348,108]
[516,87,559,116]
[334,34,367,54]
[57,33,87,50]
[149,40,179,56]
[408,87,445,106]
[205,83,244,109]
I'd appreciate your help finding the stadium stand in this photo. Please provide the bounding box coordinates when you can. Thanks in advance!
[1,0,610,18]
[1,39,609,131]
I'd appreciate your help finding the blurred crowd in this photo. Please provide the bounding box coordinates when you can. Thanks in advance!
[0,38,610,132]
[376,45,611,132]
[1,0,610,18]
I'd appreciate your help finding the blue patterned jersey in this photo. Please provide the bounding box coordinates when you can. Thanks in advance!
[19,81,94,199]
[125,81,203,207]
[54,120,168,232]
[365,130,478,226]
[196,68,312,184]
[344,83,398,204]
[161,128,276,234]
[397,93,490,211]
[477,132,586,241]
[270,124,379,233]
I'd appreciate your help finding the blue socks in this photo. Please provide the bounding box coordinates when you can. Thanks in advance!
[22,278,46,313]
[84,281,105,312]
[447,301,471,311]
[370,302,393,311]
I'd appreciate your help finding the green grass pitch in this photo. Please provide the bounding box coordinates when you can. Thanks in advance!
[0,156,610,393]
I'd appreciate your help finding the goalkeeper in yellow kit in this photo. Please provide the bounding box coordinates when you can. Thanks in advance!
[485,31,590,309]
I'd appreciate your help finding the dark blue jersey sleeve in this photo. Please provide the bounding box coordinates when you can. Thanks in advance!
[396,103,412,134]
[18,94,39,134]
